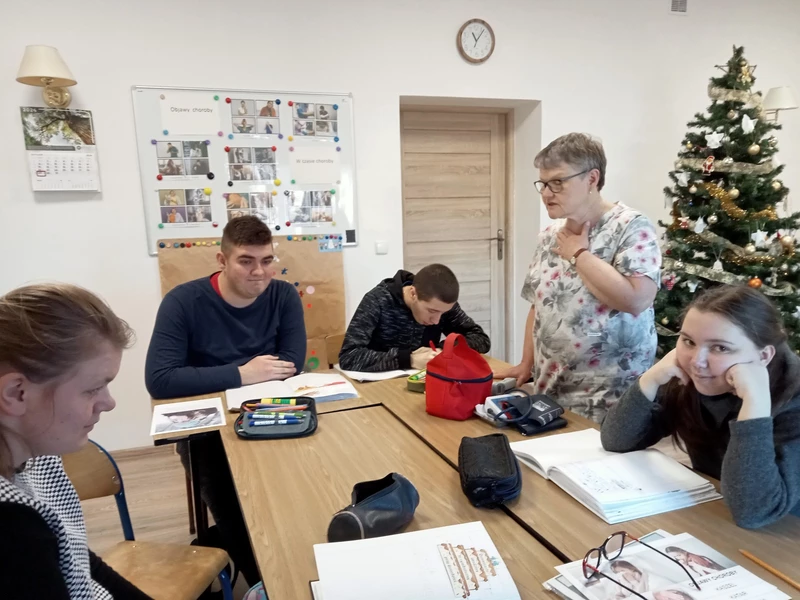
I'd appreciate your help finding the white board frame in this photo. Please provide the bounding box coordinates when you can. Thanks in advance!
[131,85,358,256]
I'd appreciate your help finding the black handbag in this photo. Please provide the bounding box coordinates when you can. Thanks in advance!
[327,473,420,542]
[458,433,522,508]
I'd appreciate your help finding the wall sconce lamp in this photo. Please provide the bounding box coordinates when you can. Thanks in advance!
[16,45,77,108]
[763,86,798,123]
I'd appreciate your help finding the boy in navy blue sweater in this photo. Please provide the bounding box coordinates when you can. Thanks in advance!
[145,216,306,586]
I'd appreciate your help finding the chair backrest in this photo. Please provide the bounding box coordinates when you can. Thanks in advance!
[62,439,135,540]
[62,439,121,501]
[325,333,346,367]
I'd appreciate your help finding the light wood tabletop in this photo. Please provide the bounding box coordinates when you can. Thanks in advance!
[366,375,800,596]
[219,405,563,600]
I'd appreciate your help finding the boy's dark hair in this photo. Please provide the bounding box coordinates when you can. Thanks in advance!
[414,264,459,304]
[221,216,272,254]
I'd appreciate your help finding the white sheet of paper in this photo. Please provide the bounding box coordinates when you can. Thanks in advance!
[334,364,418,382]
[314,522,520,600]
[510,429,613,477]
[291,145,341,184]
[159,91,219,134]
[225,381,294,411]
[150,397,225,436]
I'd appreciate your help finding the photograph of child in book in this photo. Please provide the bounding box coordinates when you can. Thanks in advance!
[601,285,800,529]
[152,407,223,434]
[338,264,490,372]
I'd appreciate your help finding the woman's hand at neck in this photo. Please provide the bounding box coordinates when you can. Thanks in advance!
[565,195,615,234]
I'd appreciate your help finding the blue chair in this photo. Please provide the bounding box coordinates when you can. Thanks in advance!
[63,440,233,600]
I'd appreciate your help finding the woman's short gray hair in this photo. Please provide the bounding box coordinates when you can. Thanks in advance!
[534,133,607,191]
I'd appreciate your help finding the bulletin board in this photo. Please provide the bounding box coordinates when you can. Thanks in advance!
[132,86,358,256]
[157,236,345,371]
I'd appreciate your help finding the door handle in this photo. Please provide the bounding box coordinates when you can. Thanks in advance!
[485,228,504,260]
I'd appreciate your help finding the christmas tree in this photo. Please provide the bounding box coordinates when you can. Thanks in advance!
[655,45,799,355]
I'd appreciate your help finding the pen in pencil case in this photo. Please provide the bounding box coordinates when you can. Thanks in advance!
[245,398,296,406]
[252,406,308,414]
[248,413,307,419]
[250,418,304,426]
[245,403,303,410]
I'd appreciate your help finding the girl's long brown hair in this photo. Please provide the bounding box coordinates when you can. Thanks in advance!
[663,285,800,449]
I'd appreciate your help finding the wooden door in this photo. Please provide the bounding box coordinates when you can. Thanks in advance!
[400,110,506,358]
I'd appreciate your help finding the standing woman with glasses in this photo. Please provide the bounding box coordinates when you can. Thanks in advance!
[496,133,661,422]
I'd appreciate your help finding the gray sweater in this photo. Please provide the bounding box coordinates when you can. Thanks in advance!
[601,380,800,529]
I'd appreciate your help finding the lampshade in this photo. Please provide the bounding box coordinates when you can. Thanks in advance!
[16,45,76,87]
[763,86,798,112]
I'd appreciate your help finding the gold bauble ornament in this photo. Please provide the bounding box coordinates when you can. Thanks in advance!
[748,277,763,289]
[772,180,783,191]
[728,187,740,199]
[744,243,756,255]
[781,236,795,249]
[661,317,669,325]
[688,185,698,194]
[727,110,738,119]
[748,144,761,156]
[685,141,693,150]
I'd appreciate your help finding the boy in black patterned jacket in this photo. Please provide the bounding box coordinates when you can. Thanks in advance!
[339,264,490,372]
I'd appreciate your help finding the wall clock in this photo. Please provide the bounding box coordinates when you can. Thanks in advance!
[457,18,495,64]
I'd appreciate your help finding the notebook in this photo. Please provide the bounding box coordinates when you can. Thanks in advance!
[334,364,419,382]
[313,522,520,600]
[510,429,721,524]
[224,373,358,412]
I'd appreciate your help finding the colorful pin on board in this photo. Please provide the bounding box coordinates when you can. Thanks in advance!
[282,268,288,274]
[159,242,166,247]
[207,173,215,179]
[306,286,315,294]
[271,190,277,196]
[274,179,281,186]
[150,139,157,145]
[319,236,343,253]
[214,95,219,101]
[163,130,169,135]
[278,133,284,139]
[218,131,224,137]
[158,224,164,229]
[204,188,212,195]
[228,134,234,139]
[157,174,163,180]
[275,225,281,231]
[306,357,319,369]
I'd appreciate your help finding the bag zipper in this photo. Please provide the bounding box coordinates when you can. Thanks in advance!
[427,372,493,384]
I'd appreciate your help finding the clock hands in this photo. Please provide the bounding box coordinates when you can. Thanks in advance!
[474,28,485,46]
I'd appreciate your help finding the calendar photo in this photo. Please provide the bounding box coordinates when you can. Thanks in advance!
[21,107,96,150]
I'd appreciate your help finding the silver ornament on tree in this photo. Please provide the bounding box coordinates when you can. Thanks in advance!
[688,185,698,194]
[772,180,783,191]
[748,144,761,156]
[727,110,738,119]
[769,136,778,147]
[674,261,685,270]
[661,317,669,325]
[781,263,790,273]
[744,243,756,255]
[707,214,719,225]
[728,187,740,199]
[721,157,734,166]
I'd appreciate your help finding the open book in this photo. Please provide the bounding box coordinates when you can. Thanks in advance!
[225,373,358,412]
[334,364,418,382]
[313,522,520,600]
[510,429,721,524]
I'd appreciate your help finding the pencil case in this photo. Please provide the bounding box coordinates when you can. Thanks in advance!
[407,370,426,393]
[233,396,318,440]
[457,433,522,508]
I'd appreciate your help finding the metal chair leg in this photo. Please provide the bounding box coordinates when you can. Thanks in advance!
[185,469,196,536]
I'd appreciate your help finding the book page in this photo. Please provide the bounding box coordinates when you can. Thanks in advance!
[151,397,226,435]
[510,429,613,478]
[286,372,359,402]
[553,450,715,505]
[314,522,520,600]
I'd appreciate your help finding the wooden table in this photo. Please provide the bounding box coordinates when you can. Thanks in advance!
[219,405,562,600]
[368,375,800,596]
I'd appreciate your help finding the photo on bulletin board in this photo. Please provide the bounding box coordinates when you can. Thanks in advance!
[229,164,253,181]
[232,117,255,134]
[256,118,279,135]
[228,147,252,164]
[188,206,212,223]
[186,158,210,176]
[253,164,276,181]
[159,189,186,206]
[226,192,250,210]
[161,206,187,224]
[232,99,255,117]
[185,188,210,206]
[294,119,315,137]
[183,141,208,158]
[256,99,279,117]
[158,158,185,176]
[250,192,278,227]
[156,141,183,159]
[289,190,334,225]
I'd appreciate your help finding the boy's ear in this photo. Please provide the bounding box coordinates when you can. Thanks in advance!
[759,345,776,366]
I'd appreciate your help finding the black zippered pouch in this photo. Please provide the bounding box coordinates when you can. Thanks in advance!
[457,433,522,508]
[233,396,318,440]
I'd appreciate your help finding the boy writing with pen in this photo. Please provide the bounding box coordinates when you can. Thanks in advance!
[338,264,490,372]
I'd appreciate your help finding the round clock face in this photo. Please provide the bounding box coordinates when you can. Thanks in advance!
[458,19,494,63]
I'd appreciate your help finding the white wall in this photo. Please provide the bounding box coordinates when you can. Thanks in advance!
[2,0,799,451]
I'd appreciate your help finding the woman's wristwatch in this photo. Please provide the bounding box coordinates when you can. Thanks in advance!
[570,248,588,266]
